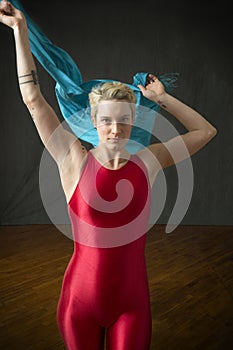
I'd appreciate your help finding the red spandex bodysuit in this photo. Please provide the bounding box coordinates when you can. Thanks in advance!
[57,151,152,350]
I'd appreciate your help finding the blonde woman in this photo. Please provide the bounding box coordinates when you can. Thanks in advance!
[0,1,217,349]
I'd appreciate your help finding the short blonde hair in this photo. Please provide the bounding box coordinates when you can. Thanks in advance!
[89,81,137,119]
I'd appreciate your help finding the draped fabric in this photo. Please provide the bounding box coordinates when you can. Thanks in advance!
[11,0,178,152]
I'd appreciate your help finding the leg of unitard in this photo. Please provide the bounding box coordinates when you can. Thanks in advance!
[57,298,105,350]
[105,309,152,350]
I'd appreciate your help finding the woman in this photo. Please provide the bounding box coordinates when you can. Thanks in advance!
[0,1,217,349]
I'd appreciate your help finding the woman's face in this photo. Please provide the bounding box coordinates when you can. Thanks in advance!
[93,100,134,149]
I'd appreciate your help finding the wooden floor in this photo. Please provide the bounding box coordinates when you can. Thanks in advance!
[0,224,232,350]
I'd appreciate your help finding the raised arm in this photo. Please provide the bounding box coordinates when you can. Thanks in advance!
[137,74,217,171]
[0,0,86,166]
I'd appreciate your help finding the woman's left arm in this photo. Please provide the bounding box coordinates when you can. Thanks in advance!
[138,74,217,169]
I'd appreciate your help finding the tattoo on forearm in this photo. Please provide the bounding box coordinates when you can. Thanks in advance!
[29,106,35,122]
[157,100,167,109]
[18,70,39,85]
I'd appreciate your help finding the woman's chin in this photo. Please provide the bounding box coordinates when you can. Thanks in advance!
[107,138,128,148]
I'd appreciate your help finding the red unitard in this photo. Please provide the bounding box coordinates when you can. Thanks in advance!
[57,151,152,350]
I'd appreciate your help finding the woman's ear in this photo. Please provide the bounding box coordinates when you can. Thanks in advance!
[91,115,97,129]
[131,104,136,124]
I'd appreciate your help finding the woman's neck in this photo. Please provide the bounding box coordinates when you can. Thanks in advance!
[91,147,131,170]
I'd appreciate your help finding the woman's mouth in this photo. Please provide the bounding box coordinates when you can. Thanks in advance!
[108,138,121,142]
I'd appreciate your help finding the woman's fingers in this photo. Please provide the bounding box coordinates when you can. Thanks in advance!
[0,0,13,14]
[146,73,159,86]
[137,84,144,91]
[0,0,24,28]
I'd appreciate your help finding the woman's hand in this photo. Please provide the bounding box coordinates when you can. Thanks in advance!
[137,73,166,103]
[0,0,25,29]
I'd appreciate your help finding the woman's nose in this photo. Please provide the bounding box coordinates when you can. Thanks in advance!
[111,122,121,134]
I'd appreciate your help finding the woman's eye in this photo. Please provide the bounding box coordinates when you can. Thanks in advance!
[102,118,111,124]
[121,117,130,123]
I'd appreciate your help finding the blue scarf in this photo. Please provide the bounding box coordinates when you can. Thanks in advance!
[11,0,178,152]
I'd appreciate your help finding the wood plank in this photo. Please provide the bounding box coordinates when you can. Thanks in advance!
[0,224,232,349]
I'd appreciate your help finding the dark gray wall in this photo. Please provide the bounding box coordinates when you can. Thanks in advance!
[0,0,232,225]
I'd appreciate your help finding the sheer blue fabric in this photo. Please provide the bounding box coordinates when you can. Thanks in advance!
[11,0,178,152]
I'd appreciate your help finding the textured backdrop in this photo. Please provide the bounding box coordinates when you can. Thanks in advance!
[0,0,232,225]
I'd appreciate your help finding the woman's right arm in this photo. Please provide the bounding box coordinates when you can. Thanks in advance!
[0,0,86,165]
